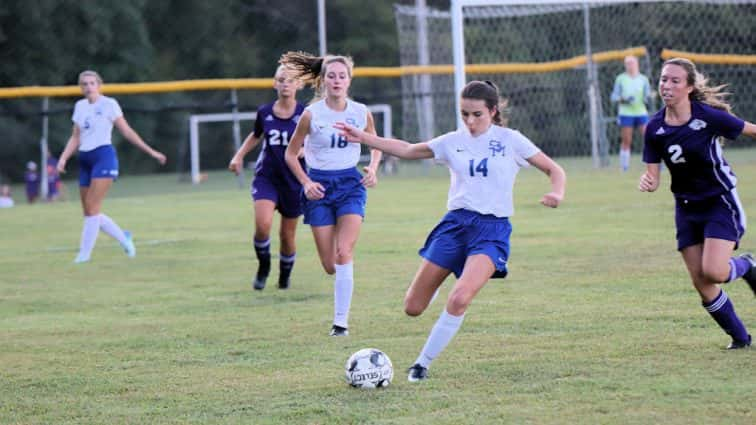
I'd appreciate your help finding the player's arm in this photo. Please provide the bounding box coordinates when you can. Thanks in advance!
[285,111,324,200]
[229,132,261,175]
[527,152,566,208]
[114,116,167,165]
[610,78,622,103]
[741,121,756,138]
[57,124,81,173]
[335,122,434,160]
[361,112,382,187]
[638,163,661,192]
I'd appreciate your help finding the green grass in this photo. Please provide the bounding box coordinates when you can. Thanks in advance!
[2,154,756,424]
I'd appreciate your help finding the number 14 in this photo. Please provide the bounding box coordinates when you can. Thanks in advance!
[468,158,488,177]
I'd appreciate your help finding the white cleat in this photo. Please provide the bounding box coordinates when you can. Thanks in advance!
[122,231,136,258]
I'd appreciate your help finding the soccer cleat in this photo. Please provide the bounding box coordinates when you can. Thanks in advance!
[739,253,756,296]
[329,325,349,337]
[122,231,136,258]
[278,278,290,290]
[726,335,752,350]
[252,275,267,291]
[407,364,428,382]
[73,254,90,264]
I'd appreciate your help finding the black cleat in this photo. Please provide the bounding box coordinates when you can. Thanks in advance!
[407,363,429,382]
[727,335,752,350]
[252,275,267,291]
[329,325,348,337]
[739,253,756,296]
[278,278,290,290]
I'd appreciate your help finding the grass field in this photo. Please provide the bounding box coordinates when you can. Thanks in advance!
[2,154,756,424]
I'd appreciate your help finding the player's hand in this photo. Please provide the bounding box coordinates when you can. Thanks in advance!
[540,192,562,208]
[334,122,364,143]
[361,166,378,188]
[152,150,167,165]
[57,159,67,174]
[228,157,242,175]
[303,180,325,200]
[638,172,659,192]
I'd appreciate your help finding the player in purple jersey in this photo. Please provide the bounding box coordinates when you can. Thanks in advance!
[58,70,166,263]
[229,65,305,290]
[281,51,383,337]
[639,58,756,349]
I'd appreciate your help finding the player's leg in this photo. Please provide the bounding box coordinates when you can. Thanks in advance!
[404,260,452,317]
[681,241,751,349]
[619,124,633,172]
[75,178,112,263]
[326,214,362,336]
[409,254,494,382]
[251,199,276,290]
[277,216,299,289]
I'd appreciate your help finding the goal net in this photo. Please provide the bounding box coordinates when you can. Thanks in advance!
[395,0,756,166]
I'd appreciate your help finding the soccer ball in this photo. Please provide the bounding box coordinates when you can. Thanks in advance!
[345,348,393,388]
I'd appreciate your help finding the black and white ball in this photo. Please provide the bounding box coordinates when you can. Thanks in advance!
[345,348,393,388]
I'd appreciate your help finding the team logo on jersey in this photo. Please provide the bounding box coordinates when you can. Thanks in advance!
[655,127,666,135]
[488,140,506,157]
[265,114,274,121]
[95,108,103,116]
[345,117,357,126]
[688,119,707,131]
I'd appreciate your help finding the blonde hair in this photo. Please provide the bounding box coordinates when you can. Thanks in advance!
[78,70,103,85]
[279,51,354,102]
[663,57,732,114]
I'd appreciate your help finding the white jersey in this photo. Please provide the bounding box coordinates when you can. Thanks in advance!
[428,125,540,217]
[304,98,368,170]
[72,95,123,152]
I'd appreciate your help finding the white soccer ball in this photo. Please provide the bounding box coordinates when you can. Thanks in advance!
[345,348,393,389]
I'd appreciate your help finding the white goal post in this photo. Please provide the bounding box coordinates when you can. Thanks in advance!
[188,104,393,184]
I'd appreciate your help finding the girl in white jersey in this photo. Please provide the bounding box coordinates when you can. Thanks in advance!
[280,51,383,337]
[58,70,166,263]
[337,80,566,382]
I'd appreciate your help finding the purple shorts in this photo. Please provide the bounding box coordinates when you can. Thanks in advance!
[675,189,746,251]
[251,174,303,218]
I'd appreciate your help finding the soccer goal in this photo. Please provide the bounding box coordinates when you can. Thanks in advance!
[188,104,393,184]
[396,0,756,166]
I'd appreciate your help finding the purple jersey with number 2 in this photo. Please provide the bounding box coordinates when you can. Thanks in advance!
[253,102,305,190]
[643,101,745,201]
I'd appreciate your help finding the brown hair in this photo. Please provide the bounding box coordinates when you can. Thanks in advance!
[279,51,354,102]
[663,57,732,114]
[460,80,510,126]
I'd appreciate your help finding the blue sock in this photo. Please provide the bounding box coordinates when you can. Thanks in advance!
[254,238,271,278]
[725,257,751,283]
[703,290,750,343]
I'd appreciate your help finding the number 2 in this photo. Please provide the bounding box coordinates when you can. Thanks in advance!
[668,144,686,164]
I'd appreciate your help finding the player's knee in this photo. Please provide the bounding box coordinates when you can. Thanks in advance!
[322,262,336,275]
[701,265,729,284]
[404,298,425,317]
[334,248,354,264]
[447,289,473,316]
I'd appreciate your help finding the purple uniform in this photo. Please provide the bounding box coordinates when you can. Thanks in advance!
[251,102,306,218]
[643,101,747,250]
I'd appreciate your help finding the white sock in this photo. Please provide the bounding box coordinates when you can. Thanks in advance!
[98,214,128,245]
[333,262,354,328]
[619,149,631,171]
[414,309,465,368]
[77,215,101,260]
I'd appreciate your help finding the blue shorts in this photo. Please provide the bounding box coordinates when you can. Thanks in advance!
[617,115,649,128]
[675,189,746,251]
[251,174,304,218]
[78,145,119,187]
[419,209,511,279]
[303,168,367,226]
